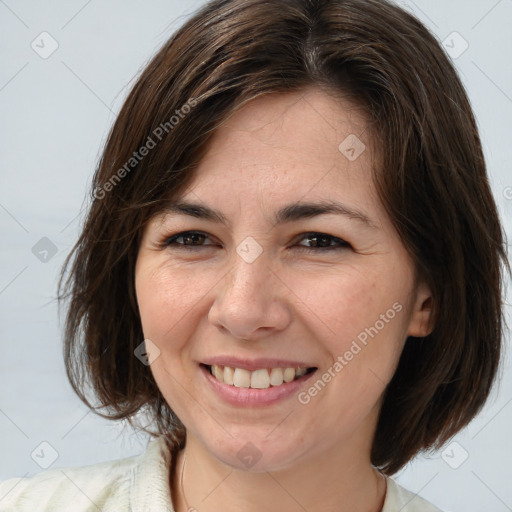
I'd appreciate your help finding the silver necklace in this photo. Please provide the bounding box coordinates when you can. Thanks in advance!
[178,451,386,511]
[179,452,190,511]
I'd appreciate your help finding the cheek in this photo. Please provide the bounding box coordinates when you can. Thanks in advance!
[135,260,213,344]
[290,264,410,383]
[135,260,209,417]
[286,266,386,340]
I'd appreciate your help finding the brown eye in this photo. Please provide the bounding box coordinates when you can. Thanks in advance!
[295,232,350,250]
[163,231,217,248]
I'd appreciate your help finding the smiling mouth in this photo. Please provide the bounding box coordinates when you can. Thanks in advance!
[203,364,317,389]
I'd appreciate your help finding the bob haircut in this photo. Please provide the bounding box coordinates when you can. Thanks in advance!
[60,0,509,474]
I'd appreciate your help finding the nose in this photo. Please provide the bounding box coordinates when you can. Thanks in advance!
[208,252,292,341]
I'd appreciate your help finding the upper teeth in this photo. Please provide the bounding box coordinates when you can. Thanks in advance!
[210,365,308,389]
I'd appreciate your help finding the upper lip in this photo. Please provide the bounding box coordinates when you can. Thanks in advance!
[201,356,317,371]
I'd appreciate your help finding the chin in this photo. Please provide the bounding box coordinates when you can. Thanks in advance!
[196,429,309,473]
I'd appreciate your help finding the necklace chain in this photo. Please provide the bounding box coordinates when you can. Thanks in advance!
[178,450,386,512]
[179,452,190,511]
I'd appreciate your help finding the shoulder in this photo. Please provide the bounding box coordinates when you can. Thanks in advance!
[0,449,140,512]
[0,436,175,512]
[383,477,444,512]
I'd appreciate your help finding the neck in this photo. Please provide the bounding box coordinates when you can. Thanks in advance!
[171,431,386,512]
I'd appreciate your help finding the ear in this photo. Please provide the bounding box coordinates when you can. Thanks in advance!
[407,281,434,337]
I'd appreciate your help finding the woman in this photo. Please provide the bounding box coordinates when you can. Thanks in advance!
[0,0,507,510]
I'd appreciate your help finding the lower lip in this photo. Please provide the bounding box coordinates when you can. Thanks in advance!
[200,364,317,406]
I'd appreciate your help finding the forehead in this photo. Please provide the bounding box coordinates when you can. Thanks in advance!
[179,87,381,218]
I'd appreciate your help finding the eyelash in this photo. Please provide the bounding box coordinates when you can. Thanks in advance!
[161,231,351,252]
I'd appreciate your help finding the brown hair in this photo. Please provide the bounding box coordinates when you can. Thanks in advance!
[59,0,509,474]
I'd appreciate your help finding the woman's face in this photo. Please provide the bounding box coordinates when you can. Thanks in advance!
[135,88,432,471]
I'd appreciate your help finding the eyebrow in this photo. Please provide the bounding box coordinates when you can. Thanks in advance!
[160,200,377,229]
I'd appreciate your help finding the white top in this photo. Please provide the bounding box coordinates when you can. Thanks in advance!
[0,436,443,511]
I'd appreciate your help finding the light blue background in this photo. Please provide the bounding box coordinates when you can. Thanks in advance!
[1,1,511,510]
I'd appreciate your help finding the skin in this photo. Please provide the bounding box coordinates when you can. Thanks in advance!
[135,87,433,512]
